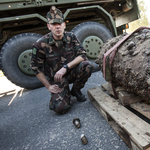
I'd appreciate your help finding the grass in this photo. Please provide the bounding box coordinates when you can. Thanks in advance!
[0,71,4,77]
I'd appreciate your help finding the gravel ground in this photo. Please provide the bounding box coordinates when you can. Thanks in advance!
[0,71,129,150]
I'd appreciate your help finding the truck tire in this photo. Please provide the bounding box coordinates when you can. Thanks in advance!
[71,21,113,72]
[0,52,2,70]
[1,33,43,89]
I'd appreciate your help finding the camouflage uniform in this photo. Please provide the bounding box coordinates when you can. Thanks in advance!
[31,6,93,114]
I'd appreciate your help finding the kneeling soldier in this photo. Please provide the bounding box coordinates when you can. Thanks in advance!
[31,6,93,114]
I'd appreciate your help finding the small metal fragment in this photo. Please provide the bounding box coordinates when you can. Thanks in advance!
[73,118,81,128]
[147,78,150,86]
[127,41,135,50]
[81,134,88,145]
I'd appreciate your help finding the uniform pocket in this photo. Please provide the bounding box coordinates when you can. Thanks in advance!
[46,56,60,71]
[65,50,75,62]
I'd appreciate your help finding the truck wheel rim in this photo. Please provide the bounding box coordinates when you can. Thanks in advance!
[18,49,34,75]
[83,36,103,59]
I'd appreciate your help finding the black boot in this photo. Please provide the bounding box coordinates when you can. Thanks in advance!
[71,88,86,102]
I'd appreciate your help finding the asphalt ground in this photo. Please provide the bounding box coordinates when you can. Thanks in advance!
[0,70,129,150]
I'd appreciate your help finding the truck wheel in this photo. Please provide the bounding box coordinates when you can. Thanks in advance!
[1,33,43,89]
[71,22,113,72]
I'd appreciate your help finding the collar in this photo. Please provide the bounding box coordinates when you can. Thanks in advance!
[49,32,68,45]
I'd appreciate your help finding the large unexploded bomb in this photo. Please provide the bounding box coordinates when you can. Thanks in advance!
[95,27,150,103]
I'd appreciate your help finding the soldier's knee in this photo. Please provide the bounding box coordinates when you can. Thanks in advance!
[54,105,70,114]
[82,61,93,72]
[49,100,71,114]
[53,103,71,114]
[88,62,93,72]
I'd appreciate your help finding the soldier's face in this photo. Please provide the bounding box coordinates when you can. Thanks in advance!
[47,22,66,40]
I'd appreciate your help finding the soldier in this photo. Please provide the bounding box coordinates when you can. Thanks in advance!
[31,6,93,114]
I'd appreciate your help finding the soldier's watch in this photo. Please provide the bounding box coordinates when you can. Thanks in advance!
[63,64,69,71]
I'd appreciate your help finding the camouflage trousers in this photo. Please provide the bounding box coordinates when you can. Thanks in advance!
[49,60,93,114]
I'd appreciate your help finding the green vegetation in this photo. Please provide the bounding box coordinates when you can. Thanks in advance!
[0,71,4,77]
[127,0,149,32]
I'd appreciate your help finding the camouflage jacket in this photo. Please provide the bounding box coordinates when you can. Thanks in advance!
[31,31,87,78]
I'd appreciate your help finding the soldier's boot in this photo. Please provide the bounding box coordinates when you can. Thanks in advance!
[71,87,86,102]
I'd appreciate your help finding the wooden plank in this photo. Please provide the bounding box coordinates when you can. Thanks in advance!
[109,121,132,149]
[88,92,132,149]
[130,102,150,120]
[88,87,150,150]
[0,89,16,95]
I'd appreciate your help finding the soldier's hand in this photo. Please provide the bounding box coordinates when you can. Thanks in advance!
[48,84,62,94]
[54,67,67,82]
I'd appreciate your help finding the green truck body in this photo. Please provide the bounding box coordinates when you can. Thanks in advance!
[0,0,140,89]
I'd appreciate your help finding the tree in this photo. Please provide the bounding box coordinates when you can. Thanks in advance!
[127,0,149,32]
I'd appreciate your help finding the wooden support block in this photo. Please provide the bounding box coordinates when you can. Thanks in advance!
[101,82,114,95]
[88,87,150,150]
[117,91,143,106]
[101,82,142,106]
[116,86,126,92]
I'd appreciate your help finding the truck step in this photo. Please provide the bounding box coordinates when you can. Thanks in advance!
[87,86,150,150]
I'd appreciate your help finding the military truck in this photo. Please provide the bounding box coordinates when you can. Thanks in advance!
[0,0,139,89]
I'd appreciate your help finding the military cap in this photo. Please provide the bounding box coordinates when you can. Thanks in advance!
[46,6,64,24]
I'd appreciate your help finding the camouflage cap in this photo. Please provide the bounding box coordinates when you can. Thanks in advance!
[46,6,64,24]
